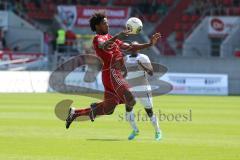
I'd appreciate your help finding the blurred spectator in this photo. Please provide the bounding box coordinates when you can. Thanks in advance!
[15,0,23,12]
[56,28,66,52]
[65,29,77,53]
[0,50,3,60]
[44,31,54,55]
[65,29,76,46]
[235,49,240,57]
[3,47,13,60]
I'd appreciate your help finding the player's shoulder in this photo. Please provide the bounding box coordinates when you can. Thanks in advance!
[138,53,149,58]
[138,54,150,60]
[137,54,151,64]
[93,35,99,43]
[93,34,106,46]
[107,34,112,38]
[94,34,111,41]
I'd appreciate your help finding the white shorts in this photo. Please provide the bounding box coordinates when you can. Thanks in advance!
[136,92,153,109]
[129,85,153,109]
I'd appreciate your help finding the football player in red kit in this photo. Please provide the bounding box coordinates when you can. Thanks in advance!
[66,11,161,129]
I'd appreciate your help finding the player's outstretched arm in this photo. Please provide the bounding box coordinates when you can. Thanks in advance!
[137,60,153,76]
[121,32,161,52]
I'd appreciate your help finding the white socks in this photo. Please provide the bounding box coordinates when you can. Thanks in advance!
[126,111,160,133]
[126,111,139,132]
[150,114,161,133]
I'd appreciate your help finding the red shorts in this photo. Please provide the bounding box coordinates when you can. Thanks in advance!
[102,69,130,104]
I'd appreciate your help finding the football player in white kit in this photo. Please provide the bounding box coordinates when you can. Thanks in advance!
[124,41,162,141]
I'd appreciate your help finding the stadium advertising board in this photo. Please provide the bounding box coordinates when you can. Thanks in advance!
[208,16,239,37]
[0,71,50,93]
[57,5,130,29]
[161,73,228,95]
[0,71,228,95]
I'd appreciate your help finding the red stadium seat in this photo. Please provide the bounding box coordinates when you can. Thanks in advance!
[26,2,36,11]
[143,14,151,21]
[131,0,141,5]
[156,0,163,5]
[235,50,240,57]
[100,0,108,5]
[223,0,232,6]
[47,3,56,12]
[30,2,36,10]
[226,7,235,15]
[182,15,191,22]
[164,0,173,6]
[45,0,52,3]
[30,12,38,18]
[149,14,160,22]
[182,23,192,32]
[28,11,54,20]
[176,42,183,49]
[191,15,199,22]
[113,0,122,5]
[234,7,240,15]
[174,22,181,31]
[175,32,184,41]
[116,0,132,6]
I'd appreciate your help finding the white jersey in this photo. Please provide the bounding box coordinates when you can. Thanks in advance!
[125,53,153,108]
[125,53,151,79]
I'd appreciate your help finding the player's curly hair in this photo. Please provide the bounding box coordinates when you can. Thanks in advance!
[89,11,106,32]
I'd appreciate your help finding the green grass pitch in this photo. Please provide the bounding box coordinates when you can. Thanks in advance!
[0,93,239,160]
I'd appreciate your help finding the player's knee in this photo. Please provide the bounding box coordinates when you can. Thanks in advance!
[145,108,153,117]
[107,110,114,115]
[124,91,136,107]
[105,103,117,115]
[106,107,115,114]
[131,98,136,106]
[125,105,133,112]
[127,98,136,107]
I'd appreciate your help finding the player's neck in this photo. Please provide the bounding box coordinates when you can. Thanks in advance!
[130,53,138,57]
[96,31,107,35]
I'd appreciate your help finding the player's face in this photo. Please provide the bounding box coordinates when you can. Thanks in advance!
[96,18,109,34]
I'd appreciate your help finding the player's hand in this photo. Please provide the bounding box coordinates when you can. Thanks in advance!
[150,32,162,45]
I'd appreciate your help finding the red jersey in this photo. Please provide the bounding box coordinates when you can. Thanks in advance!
[92,34,130,104]
[92,34,124,70]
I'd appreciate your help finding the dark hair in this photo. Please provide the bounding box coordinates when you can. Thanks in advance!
[89,11,106,32]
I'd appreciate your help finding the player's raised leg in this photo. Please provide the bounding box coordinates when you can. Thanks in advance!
[65,92,119,129]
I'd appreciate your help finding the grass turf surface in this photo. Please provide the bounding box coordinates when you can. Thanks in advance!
[0,93,239,160]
